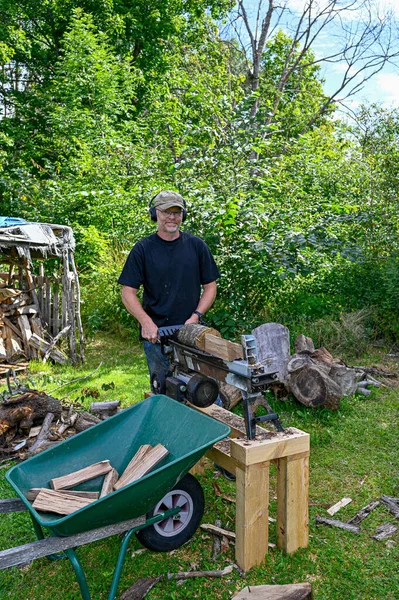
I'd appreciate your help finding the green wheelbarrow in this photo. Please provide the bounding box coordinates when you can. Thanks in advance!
[3,394,230,599]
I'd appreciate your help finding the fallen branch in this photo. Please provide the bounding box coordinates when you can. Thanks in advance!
[315,516,360,534]
[43,325,71,363]
[48,362,103,394]
[372,522,398,541]
[380,495,399,519]
[200,523,236,541]
[348,501,380,525]
[167,565,234,579]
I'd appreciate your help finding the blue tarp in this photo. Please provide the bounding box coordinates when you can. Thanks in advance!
[0,217,28,228]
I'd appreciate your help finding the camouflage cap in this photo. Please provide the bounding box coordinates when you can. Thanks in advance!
[153,190,185,211]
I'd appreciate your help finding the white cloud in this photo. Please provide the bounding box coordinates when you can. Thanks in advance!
[372,73,399,107]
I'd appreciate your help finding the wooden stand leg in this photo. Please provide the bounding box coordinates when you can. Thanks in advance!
[235,461,270,571]
[277,452,309,553]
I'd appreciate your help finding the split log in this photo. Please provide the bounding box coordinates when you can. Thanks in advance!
[17,315,32,359]
[50,460,112,491]
[28,333,68,364]
[232,583,312,600]
[315,516,360,533]
[43,324,71,363]
[114,445,152,490]
[27,489,99,502]
[114,444,168,490]
[0,335,6,360]
[372,522,398,541]
[120,575,164,600]
[348,501,380,525]
[177,324,221,349]
[32,489,96,515]
[203,334,244,361]
[100,468,119,498]
[4,328,24,362]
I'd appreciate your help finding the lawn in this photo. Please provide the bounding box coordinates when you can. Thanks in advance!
[0,333,398,600]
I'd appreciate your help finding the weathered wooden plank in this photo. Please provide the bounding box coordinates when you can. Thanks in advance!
[0,498,26,514]
[0,515,146,569]
[50,460,112,491]
[28,332,68,364]
[315,516,360,533]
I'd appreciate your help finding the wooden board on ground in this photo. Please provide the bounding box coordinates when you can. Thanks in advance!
[232,583,312,600]
[114,444,169,490]
[32,489,96,515]
[50,460,112,491]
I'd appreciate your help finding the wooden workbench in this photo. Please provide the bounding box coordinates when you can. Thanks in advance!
[190,403,310,572]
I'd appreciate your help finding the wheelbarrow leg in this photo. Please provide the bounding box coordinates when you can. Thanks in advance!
[30,513,66,562]
[64,548,92,600]
[107,528,137,600]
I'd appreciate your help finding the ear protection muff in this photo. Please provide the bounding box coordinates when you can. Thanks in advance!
[149,193,187,222]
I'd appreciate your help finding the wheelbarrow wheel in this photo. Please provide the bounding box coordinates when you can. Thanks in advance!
[136,473,204,552]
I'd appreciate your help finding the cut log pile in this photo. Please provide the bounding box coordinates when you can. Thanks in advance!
[251,323,397,410]
[0,387,123,461]
[0,265,74,372]
[28,445,169,516]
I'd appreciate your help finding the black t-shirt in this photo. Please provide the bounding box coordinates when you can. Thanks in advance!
[118,232,220,327]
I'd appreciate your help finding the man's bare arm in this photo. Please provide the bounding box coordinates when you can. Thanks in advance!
[121,286,158,343]
[185,281,217,325]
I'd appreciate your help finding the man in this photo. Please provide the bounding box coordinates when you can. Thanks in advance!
[118,190,220,378]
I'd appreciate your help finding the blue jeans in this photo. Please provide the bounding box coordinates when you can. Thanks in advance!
[142,340,222,406]
[142,341,170,379]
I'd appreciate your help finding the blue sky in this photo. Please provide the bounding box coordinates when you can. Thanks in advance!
[226,0,399,115]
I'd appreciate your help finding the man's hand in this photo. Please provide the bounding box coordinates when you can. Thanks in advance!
[185,313,200,325]
[141,319,159,343]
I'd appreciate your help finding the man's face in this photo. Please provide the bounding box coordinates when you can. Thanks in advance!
[156,206,183,234]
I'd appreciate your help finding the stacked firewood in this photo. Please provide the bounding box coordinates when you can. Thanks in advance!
[27,444,169,516]
[0,272,69,373]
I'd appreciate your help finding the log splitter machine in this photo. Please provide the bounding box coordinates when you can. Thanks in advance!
[150,325,284,439]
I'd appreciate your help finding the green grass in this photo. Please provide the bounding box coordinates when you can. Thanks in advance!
[0,335,398,599]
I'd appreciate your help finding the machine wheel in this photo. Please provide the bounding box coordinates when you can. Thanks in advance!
[135,473,204,552]
[151,371,166,394]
